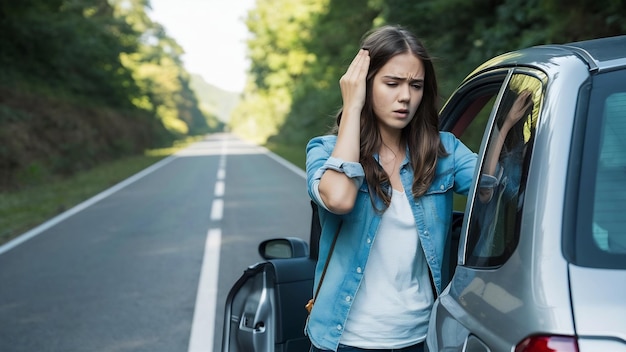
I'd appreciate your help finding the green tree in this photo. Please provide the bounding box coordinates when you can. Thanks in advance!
[215,0,626,156]
[230,0,329,143]
[0,0,141,106]
[0,0,218,190]
[275,0,383,146]
[111,0,215,136]
[382,0,626,98]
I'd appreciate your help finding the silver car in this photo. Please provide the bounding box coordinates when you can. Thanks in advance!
[222,35,626,352]
[426,35,626,351]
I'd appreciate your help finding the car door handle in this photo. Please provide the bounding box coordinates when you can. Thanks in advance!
[241,313,266,333]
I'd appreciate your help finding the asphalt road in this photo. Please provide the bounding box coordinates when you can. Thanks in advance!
[0,133,311,352]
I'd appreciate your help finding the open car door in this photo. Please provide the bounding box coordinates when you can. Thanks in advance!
[221,200,465,352]
[221,201,320,352]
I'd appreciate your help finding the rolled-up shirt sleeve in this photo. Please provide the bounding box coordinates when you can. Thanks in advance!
[313,156,365,180]
[306,137,364,210]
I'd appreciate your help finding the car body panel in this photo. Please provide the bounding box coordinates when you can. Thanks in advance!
[569,265,626,347]
[428,36,626,352]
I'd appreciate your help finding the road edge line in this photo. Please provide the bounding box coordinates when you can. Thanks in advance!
[259,146,306,179]
[0,155,176,256]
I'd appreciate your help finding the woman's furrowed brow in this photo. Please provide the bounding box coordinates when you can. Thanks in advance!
[383,75,424,82]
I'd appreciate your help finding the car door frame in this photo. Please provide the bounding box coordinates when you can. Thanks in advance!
[429,66,551,352]
[427,67,514,352]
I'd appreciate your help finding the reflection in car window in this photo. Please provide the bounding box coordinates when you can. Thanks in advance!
[593,92,626,253]
[465,73,543,268]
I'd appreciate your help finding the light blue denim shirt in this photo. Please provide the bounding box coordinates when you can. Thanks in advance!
[305,132,477,351]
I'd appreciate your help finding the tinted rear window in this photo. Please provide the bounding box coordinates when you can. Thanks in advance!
[571,68,626,269]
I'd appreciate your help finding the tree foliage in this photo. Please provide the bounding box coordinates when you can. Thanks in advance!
[232,0,626,151]
[0,0,139,106]
[1,0,625,190]
[230,0,329,143]
[0,0,222,190]
[111,0,215,136]
[278,0,383,145]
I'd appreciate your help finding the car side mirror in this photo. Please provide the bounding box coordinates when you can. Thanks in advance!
[258,237,309,259]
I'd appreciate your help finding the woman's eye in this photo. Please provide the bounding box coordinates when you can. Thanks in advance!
[386,82,398,87]
[411,83,423,89]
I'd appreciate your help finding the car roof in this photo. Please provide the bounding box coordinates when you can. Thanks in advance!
[560,35,626,72]
[465,35,626,80]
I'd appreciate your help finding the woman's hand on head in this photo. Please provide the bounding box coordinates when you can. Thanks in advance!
[319,50,368,214]
[340,49,370,115]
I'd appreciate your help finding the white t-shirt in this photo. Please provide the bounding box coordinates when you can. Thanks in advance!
[340,188,434,349]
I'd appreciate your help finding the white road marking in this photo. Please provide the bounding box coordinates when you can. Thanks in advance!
[187,228,222,352]
[214,181,225,197]
[210,199,224,222]
[0,133,304,351]
[186,135,307,351]
[260,145,306,179]
[188,135,228,352]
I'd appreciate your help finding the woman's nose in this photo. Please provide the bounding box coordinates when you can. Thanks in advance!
[398,84,410,103]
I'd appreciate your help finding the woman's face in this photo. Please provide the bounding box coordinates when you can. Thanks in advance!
[371,52,424,135]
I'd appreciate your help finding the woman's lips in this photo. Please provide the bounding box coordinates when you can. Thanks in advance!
[394,109,409,118]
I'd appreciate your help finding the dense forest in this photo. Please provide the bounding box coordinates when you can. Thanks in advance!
[231,0,626,149]
[1,0,625,192]
[0,0,225,191]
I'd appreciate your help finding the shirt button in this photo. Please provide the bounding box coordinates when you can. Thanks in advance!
[440,184,445,190]
[337,324,342,330]
[345,296,351,302]
[366,238,371,244]
[356,267,362,273]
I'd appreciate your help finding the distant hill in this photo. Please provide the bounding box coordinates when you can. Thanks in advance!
[189,73,240,123]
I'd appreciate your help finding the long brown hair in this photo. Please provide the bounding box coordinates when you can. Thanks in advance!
[336,25,447,211]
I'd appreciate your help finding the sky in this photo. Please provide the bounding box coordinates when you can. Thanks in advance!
[148,0,256,93]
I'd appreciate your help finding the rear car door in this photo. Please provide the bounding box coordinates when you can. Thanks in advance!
[428,68,547,351]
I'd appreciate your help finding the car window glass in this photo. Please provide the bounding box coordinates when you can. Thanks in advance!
[441,74,509,212]
[452,95,496,211]
[450,96,497,211]
[456,96,496,152]
[465,73,543,268]
[572,68,626,269]
[593,92,626,253]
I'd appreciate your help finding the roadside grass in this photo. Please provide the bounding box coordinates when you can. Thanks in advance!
[264,141,306,170]
[0,137,202,247]
[0,136,304,247]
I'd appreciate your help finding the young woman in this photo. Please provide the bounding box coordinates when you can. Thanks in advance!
[305,25,477,352]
